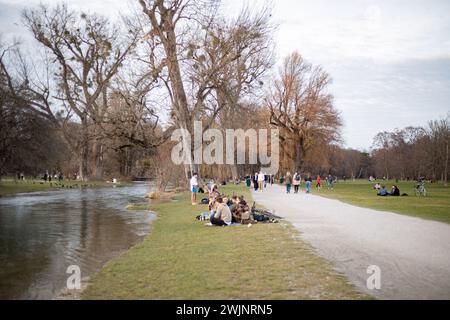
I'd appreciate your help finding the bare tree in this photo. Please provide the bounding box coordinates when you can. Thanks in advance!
[21,4,139,180]
[0,39,68,178]
[211,8,274,178]
[266,52,341,171]
[372,131,393,179]
[137,0,274,182]
[426,116,450,183]
[370,116,449,184]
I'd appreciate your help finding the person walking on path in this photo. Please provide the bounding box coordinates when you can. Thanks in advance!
[293,172,301,193]
[285,171,293,194]
[305,175,312,193]
[190,173,198,205]
[253,172,259,191]
[257,171,265,191]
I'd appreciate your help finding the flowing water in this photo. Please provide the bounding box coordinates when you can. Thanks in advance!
[0,182,155,299]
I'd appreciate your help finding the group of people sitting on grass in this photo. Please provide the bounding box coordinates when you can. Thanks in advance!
[374,183,401,196]
[208,194,252,226]
[194,180,275,226]
[198,183,252,226]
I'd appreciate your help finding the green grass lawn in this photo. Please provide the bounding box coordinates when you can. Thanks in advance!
[82,185,367,300]
[0,178,123,197]
[315,179,450,224]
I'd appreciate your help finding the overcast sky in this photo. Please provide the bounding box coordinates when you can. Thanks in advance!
[1,0,449,150]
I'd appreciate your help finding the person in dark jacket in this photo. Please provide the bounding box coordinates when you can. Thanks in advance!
[253,172,259,191]
[391,185,400,196]
[246,175,251,187]
[285,172,292,194]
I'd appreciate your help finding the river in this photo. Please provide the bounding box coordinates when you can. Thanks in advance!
[0,182,155,299]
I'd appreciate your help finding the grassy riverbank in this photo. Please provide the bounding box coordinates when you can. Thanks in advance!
[82,185,367,300]
[315,180,450,224]
[0,179,126,197]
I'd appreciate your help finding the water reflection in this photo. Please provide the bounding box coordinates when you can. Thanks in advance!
[0,182,154,299]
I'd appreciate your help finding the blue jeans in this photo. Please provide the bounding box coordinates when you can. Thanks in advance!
[286,184,291,193]
[306,181,311,193]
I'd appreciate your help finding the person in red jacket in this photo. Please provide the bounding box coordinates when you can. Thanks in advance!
[316,175,321,190]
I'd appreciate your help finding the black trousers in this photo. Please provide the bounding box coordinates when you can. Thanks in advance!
[210,216,227,226]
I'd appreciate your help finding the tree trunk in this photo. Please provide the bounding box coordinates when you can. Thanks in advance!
[79,145,89,181]
[160,21,194,186]
[384,150,389,180]
[92,142,104,180]
[294,136,304,172]
[126,148,133,177]
[444,141,448,187]
[230,164,238,180]
[78,118,89,181]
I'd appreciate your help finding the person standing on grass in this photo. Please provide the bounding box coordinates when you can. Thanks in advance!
[190,172,198,205]
[315,175,321,190]
[293,172,301,193]
[246,175,251,188]
[327,174,334,190]
[285,171,293,194]
[305,175,312,193]
[258,170,265,191]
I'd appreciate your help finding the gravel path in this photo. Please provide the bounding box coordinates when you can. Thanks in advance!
[252,184,450,299]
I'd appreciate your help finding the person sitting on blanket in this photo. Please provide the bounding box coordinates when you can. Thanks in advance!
[391,185,400,196]
[210,197,232,226]
[208,184,220,210]
[209,195,220,213]
[209,184,219,199]
[229,196,240,222]
[197,179,205,193]
[377,185,389,196]
[235,198,252,224]
[222,196,230,208]
[229,196,239,214]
